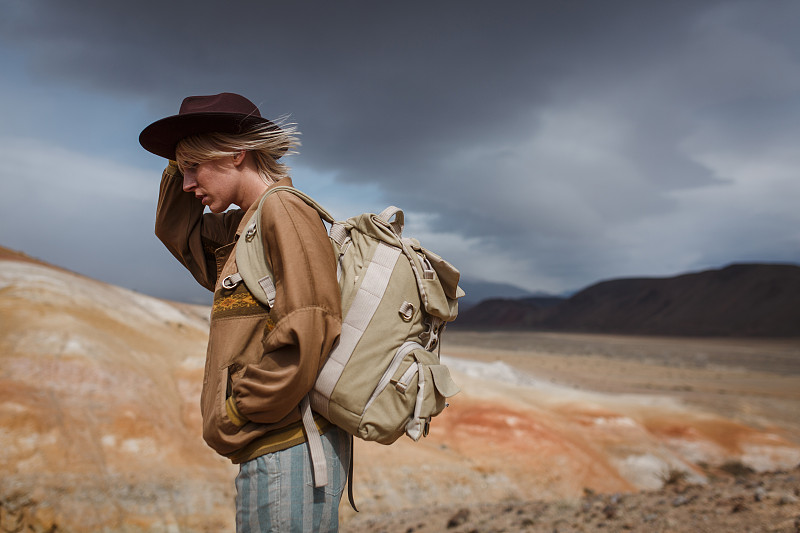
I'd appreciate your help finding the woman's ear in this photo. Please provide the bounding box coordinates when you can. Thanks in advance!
[232,151,246,167]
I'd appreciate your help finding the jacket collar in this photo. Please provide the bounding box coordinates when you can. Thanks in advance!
[235,177,294,237]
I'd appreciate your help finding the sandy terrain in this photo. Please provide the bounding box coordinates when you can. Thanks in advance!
[444,331,800,445]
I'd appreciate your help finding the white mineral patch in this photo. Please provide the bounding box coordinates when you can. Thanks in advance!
[0,261,206,331]
[592,416,637,427]
[615,453,669,490]
[63,336,89,355]
[118,286,206,327]
[442,353,684,411]
[0,401,30,414]
[740,444,800,471]
[180,355,206,370]
[662,437,725,465]
[442,355,561,391]
[121,437,157,455]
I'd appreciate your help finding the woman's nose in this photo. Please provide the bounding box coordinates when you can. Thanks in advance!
[182,174,197,192]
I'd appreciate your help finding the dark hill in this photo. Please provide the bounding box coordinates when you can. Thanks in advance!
[450,296,563,329]
[457,279,537,309]
[454,263,800,337]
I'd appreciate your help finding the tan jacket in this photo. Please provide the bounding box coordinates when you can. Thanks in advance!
[155,163,342,462]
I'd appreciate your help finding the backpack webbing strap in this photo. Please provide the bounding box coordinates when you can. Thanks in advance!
[377,206,404,236]
[363,341,422,411]
[311,241,402,416]
[265,186,335,223]
[301,396,328,488]
[346,434,357,511]
[257,275,277,308]
[234,185,336,309]
[405,362,426,441]
[299,398,359,511]
[330,223,349,247]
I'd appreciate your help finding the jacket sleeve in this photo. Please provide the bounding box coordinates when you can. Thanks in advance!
[228,189,342,425]
[154,162,244,291]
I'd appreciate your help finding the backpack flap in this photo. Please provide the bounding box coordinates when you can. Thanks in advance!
[403,240,465,322]
[406,348,461,441]
[344,211,405,249]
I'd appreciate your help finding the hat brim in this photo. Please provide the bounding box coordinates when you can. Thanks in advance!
[139,112,280,160]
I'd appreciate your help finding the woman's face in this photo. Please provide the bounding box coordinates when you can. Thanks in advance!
[182,157,240,213]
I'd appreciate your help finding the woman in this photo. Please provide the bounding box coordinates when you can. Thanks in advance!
[139,93,348,532]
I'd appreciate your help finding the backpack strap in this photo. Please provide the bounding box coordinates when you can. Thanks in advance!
[310,241,403,416]
[227,186,335,308]
[268,186,335,224]
[300,396,359,511]
[377,206,404,235]
[346,434,357,511]
[301,396,328,487]
[300,395,358,512]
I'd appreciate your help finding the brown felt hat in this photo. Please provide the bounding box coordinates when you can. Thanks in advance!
[139,92,282,160]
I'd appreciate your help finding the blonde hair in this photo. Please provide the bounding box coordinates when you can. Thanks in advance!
[175,118,300,184]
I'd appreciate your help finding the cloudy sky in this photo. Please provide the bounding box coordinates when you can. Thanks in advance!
[1,1,798,304]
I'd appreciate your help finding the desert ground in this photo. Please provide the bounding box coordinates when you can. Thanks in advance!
[342,330,800,532]
[444,330,800,445]
[2,252,798,532]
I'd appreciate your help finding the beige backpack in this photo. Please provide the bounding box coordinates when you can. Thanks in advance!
[225,186,464,491]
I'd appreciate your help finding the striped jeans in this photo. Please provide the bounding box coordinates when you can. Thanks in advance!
[235,426,350,532]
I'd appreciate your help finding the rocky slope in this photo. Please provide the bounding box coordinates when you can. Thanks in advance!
[0,250,237,531]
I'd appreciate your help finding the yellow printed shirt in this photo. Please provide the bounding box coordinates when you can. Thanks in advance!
[212,287,274,324]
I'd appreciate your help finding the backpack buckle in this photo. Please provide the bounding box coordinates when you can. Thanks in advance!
[221,273,243,290]
[398,301,414,321]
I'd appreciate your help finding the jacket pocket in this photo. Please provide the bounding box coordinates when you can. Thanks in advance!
[216,364,242,432]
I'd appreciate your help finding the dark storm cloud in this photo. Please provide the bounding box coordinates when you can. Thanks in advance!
[1,1,716,178]
[2,0,799,293]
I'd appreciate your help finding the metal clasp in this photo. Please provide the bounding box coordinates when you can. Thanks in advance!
[244,223,257,242]
[399,301,414,321]
[221,273,243,290]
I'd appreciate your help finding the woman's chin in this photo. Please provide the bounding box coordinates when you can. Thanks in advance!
[208,202,233,214]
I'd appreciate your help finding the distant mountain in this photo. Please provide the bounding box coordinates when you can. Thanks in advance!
[453,296,565,328]
[454,264,800,337]
[457,279,541,309]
